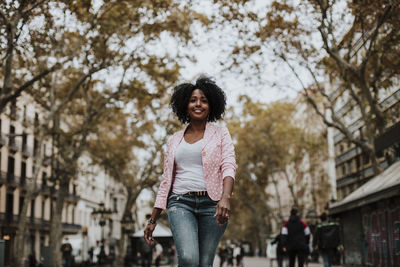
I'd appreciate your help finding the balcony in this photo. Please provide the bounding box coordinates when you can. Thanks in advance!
[334,89,400,143]
[10,111,20,122]
[22,117,33,128]
[22,144,33,157]
[66,193,80,203]
[337,160,389,187]
[335,147,362,165]
[0,132,7,146]
[43,156,52,166]
[20,176,32,190]
[1,172,20,189]
[0,213,80,234]
[8,138,20,153]
[62,222,82,234]
[0,172,6,186]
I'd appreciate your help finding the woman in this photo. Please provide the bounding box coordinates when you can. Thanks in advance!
[144,76,237,267]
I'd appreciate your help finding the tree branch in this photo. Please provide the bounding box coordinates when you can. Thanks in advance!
[360,5,392,73]
[21,0,47,17]
[0,9,10,26]
[0,63,61,110]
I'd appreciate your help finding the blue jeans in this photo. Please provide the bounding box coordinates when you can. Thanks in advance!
[167,193,228,267]
[320,249,332,267]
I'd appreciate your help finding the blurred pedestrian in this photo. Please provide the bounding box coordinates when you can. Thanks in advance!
[313,213,343,267]
[139,236,153,267]
[226,247,234,267]
[169,244,177,267]
[218,244,227,267]
[233,242,243,267]
[88,246,94,264]
[60,237,73,267]
[272,231,286,267]
[281,208,311,267]
[28,253,37,267]
[154,241,163,267]
[144,76,237,267]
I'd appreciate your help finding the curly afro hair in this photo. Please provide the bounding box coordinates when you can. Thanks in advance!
[170,76,227,124]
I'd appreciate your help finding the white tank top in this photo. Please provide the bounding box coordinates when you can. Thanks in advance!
[172,138,206,194]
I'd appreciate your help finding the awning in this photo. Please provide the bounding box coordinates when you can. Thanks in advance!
[132,223,172,237]
[330,160,400,214]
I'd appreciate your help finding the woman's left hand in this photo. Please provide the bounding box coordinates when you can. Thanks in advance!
[214,195,231,226]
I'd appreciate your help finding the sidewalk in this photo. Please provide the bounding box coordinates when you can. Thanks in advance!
[213,256,342,267]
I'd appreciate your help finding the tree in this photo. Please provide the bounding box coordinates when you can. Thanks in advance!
[226,97,330,252]
[5,1,208,266]
[215,0,400,175]
[88,106,175,267]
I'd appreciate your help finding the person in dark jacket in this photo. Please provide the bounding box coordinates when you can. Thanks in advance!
[272,232,286,267]
[139,236,153,267]
[313,213,343,267]
[281,208,310,267]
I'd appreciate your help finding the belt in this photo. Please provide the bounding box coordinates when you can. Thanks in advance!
[185,191,208,197]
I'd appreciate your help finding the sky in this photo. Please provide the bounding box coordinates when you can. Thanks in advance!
[178,1,303,108]
[137,0,308,202]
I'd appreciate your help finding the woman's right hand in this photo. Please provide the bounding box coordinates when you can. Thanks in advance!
[144,223,156,245]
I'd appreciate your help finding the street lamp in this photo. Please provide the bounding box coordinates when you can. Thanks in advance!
[91,202,113,264]
[120,212,135,234]
[120,212,135,265]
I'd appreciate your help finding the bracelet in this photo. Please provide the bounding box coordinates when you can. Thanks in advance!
[148,218,157,225]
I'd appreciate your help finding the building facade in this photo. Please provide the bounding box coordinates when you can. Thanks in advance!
[333,88,400,201]
[0,94,130,266]
[0,94,80,265]
[329,86,400,266]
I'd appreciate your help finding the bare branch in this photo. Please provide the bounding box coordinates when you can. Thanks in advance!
[0,9,10,26]
[276,49,375,158]
[0,63,61,110]
[361,5,392,73]
[21,0,47,17]
[53,66,105,115]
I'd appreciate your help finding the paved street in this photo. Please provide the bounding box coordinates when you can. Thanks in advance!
[109,256,342,266]
[213,256,342,267]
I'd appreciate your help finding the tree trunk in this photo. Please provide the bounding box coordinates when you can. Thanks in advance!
[283,170,298,208]
[50,178,69,267]
[272,174,284,223]
[115,189,138,267]
[116,232,126,267]
[15,131,45,267]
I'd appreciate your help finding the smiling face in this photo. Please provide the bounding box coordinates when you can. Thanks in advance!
[187,89,210,122]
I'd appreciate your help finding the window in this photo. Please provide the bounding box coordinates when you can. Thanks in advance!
[71,207,75,224]
[6,192,13,221]
[21,161,26,185]
[7,156,15,180]
[23,105,27,122]
[34,113,39,128]
[19,196,25,214]
[363,153,370,164]
[10,100,17,120]
[22,133,27,150]
[30,199,35,219]
[113,198,118,212]
[347,160,353,173]
[33,138,38,156]
[41,198,45,218]
[9,125,15,147]
[42,172,47,186]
